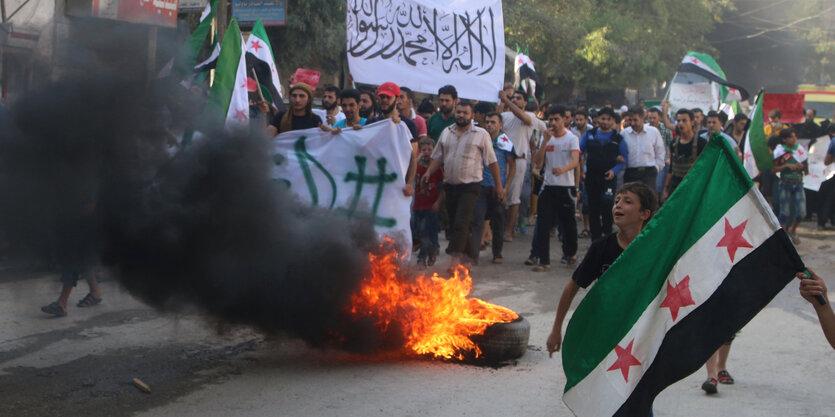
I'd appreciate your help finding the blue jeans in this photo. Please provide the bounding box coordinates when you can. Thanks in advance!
[778,181,806,224]
[414,209,440,260]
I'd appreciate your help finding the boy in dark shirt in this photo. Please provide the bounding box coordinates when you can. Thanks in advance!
[546,182,658,354]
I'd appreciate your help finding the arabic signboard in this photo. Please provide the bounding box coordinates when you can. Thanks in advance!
[179,0,208,11]
[82,0,179,27]
[232,0,286,26]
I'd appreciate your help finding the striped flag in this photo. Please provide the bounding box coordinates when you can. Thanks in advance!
[207,19,249,129]
[678,51,749,101]
[742,92,773,179]
[246,19,284,103]
[562,135,804,416]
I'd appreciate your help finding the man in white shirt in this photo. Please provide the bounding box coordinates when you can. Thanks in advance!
[499,89,534,241]
[621,107,665,188]
[312,85,345,126]
[528,105,580,270]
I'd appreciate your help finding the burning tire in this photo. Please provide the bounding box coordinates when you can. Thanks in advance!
[470,316,530,364]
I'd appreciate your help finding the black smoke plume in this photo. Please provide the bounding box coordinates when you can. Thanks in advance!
[0,23,383,349]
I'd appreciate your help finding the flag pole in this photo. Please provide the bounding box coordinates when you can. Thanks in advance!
[251,68,265,102]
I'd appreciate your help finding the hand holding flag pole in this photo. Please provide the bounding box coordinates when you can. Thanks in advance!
[801,269,828,306]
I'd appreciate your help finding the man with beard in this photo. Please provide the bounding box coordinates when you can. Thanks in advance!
[727,113,748,146]
[470,111,516,264]
[358,88,378,120]
[421,101,504,269]
[313,84,345,126]
[367,82,419,197]
[332,88,366,129]
[427,85,458,143]
[399,86,428,140]
[267,82,331,135]
[664,108,708,200]
[580,107,627,240]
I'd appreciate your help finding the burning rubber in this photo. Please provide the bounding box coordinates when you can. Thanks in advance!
[346,240,527,363]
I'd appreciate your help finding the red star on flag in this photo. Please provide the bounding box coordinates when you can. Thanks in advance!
[233,109,248,121]
[502,136,509,142]
[690,57,700,64]
[607,339,642,382]
[660,276,696,321]
[744,150,753,162]
[716,218,753,262]
[251,40,263,52]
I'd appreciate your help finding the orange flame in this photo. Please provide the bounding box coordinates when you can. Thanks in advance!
[349,245,518,360]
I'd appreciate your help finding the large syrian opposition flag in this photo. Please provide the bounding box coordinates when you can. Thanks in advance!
[246,19,284,103]
[207,19,250,130]
[678,51,749,101]
[742,91,773,179]
[562,134,804,417]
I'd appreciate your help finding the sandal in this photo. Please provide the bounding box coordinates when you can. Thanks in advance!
[532,264,551,272]
[579,229,590,238]
[717,370,734,385]
[77,293,102,308]
[41,302,67,317]
[492,256,503,264]
[791,234,800,244]
[701,377,718,394]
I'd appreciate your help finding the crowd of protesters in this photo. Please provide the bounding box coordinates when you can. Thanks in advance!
[32,77,834,362]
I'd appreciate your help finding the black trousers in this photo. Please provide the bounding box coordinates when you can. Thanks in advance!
[444,182,481,261]
[585,175,616,241]
[624,166,658,188]
[470,186,506,263]
[533,186,577,265]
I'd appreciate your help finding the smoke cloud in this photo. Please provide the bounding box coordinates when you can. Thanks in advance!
[0,22,384,350]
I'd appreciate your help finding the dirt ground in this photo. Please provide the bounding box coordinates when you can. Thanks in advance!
[1,221,833,417]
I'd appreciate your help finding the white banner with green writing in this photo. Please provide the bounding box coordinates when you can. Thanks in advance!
[272,120,413,252]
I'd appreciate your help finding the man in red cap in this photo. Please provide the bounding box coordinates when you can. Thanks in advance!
[368,82,419,197]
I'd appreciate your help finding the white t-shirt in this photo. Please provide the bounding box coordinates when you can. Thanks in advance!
[542,131,580,187]
[570,124,592,139]
[313,109,345,126]
[501,111,536,159]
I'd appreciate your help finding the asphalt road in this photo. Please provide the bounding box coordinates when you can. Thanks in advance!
[1,222,832,417]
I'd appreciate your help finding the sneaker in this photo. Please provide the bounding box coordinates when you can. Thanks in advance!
[701,377,718,394]
[519,223,527,234]
[717,370,734,385]
[524,255,539,266]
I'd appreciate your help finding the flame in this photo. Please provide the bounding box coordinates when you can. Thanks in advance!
[349,244,518,360]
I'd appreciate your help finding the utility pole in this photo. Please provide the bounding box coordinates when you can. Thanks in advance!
[216,0,227,40]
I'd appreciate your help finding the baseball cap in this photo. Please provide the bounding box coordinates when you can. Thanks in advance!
[378,82,401,97]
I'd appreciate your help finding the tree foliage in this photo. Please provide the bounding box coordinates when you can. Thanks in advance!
[503,0,731,94]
